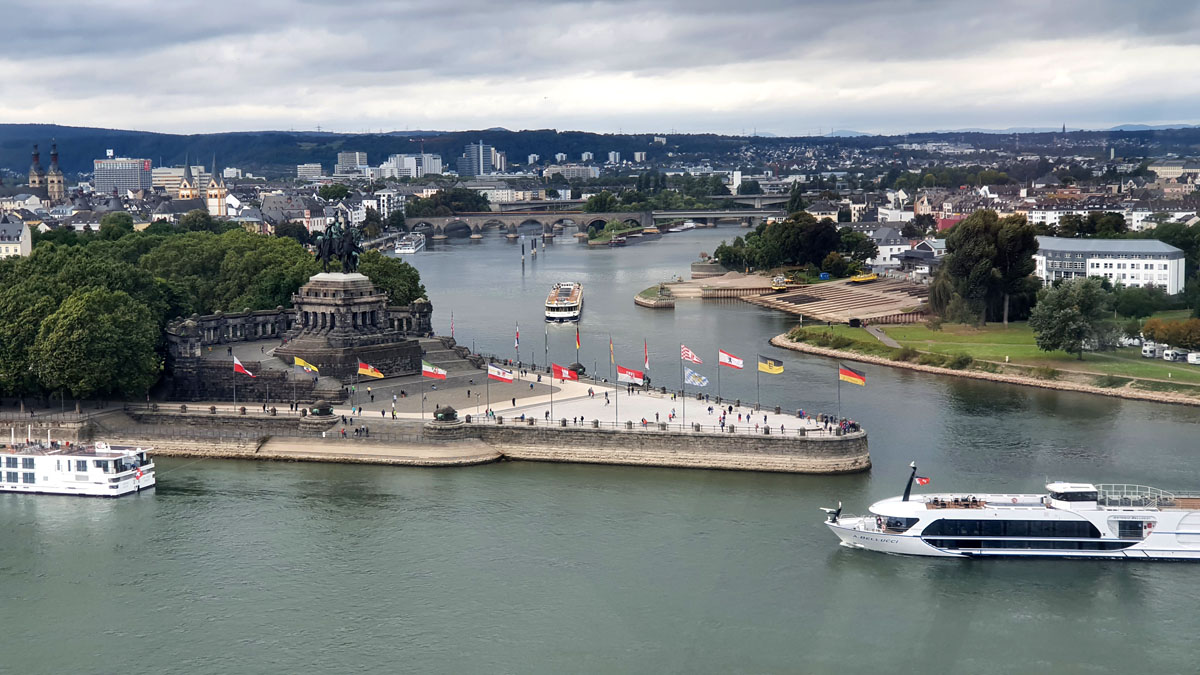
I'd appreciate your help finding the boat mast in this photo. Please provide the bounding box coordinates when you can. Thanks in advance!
[902,461,918,502]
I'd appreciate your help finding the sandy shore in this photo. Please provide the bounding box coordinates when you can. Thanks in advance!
[770,334,1200,408]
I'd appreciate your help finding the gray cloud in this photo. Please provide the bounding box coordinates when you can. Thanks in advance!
[2,0,1199,134]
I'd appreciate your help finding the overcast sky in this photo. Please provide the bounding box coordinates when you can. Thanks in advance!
[3,0,1199,136]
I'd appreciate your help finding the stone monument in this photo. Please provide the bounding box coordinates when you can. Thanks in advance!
[274,222,427,381]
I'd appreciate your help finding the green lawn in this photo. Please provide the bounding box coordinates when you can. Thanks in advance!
[879,322,1200,385]
[589,225,646,244]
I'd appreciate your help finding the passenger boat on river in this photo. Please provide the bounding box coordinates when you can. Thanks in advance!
[0,441,155,497]
[824,463,1200,559]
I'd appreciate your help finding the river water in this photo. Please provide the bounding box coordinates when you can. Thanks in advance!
[5,227,1200,673]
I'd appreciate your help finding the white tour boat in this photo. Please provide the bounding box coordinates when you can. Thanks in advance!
[544,281,584,322]
[0,441,155,497]
[824,463,1200,560]
[395,233,426,254]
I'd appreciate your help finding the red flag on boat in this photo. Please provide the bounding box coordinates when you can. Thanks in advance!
[916,476,931,486]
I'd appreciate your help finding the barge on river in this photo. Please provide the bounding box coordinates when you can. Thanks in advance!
[824,463,1200,560]
[0,441,155,497]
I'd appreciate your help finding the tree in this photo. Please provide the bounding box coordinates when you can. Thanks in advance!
[276,221,310,246]
[1029,277,1113,359]
[994,216,1039,325]
[178,210,232,233]
[361,207,382,239]
[405,188,490,217]
[357,249,425,305]
[99,212,135,240]
[1113,285,1166,319]
[821,251,850,278]
[902,213,936,239]
[144,220,175,235]
[738,180,762,195]
[582,191,619,212]
[386,209,407,232]
[544,187,560,199]
[838,227,878,265]
[785,183,806,215]
[32,288,161,401]
[318,184,350,200]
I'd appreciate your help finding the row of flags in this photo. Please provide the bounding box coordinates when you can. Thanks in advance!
[230,342,869,390]
[231,355,386,379]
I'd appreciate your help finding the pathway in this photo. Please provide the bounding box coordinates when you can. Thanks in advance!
[865,325,901,348]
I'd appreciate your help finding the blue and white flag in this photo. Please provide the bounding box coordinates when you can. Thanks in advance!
[684,367,709,387]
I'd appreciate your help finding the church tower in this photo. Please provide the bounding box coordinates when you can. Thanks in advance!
[205,155,228,217]
[46,141,66,203]
[28,144,45,189]
[177,154,198,200]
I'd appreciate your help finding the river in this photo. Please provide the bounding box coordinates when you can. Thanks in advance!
[4,226,1200,673]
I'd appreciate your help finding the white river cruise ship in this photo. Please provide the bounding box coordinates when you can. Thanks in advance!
[544,281,583,322]
[824,464,1200,560]
[0,441,155,497]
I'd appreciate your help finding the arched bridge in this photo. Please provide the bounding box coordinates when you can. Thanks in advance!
[409,212,652,239]
[408,209,783,239]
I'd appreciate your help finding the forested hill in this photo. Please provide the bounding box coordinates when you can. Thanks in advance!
[5,123,1200,178]
[0,124,759,176]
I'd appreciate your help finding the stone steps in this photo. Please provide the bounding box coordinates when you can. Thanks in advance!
[498,444,869,474]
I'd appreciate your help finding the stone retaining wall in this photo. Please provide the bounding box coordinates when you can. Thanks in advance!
[469,423,869,474]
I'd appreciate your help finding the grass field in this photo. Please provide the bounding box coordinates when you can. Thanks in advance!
[878,322,1200,385]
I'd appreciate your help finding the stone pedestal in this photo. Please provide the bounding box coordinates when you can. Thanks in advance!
[275,273,423,381]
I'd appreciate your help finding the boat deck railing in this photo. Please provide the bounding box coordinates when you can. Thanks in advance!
[1096,484,1179,509]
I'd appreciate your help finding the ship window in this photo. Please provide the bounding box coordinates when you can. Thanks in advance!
[22,472,34,484]
[22,458,35,469]
[924,519,1100,538]
[5,471,16,482]
[1049,491,1097,502]
[884,516,919,531]
[4,457,16,468]
[75,460,87,472]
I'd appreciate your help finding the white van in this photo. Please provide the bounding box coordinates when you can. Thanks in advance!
[1142,344,1164,358]
[1188,352,1200,365]
[1163,349,1190,362]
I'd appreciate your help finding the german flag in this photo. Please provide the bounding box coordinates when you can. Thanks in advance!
[839,364,866,386]
[758,355,784,374]
[358,361,384,379]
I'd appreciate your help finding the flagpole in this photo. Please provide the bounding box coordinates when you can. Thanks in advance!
[679,343,685,426]
[550,365,555,421]
[837,364,843,421]
[544,323,548,373]
[756,355,761,409]
[486,372,490,416]
[717,348,722,401]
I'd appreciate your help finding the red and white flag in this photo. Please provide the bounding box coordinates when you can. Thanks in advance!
[233,356,255,378]
[644,339,649,371]
[616,365,645,385]
[552,363,578,381]
[680,344,703,364]
[487,364,514,383]
[915,476,931,486]
[421,360,447,380]
[718,349,744,369]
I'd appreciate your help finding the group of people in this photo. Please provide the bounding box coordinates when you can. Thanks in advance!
[340,425,370,438]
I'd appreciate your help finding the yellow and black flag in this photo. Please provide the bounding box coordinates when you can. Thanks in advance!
[758,355,784,374]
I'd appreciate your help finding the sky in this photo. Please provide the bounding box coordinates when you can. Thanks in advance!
[3,0,1200,136]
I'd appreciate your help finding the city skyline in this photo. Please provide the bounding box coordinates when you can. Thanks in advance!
[3,1,1200,136]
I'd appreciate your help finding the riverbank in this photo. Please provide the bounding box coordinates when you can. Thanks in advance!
[771,333,1200,407]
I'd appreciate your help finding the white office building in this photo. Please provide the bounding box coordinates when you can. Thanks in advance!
[607,151,621,164]
[1033,236,1186,294]
[527,154,540,165]
[296,163,324,179]
[581,152,594,162]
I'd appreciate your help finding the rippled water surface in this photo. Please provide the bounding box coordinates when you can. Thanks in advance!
[4,229,1199,673]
